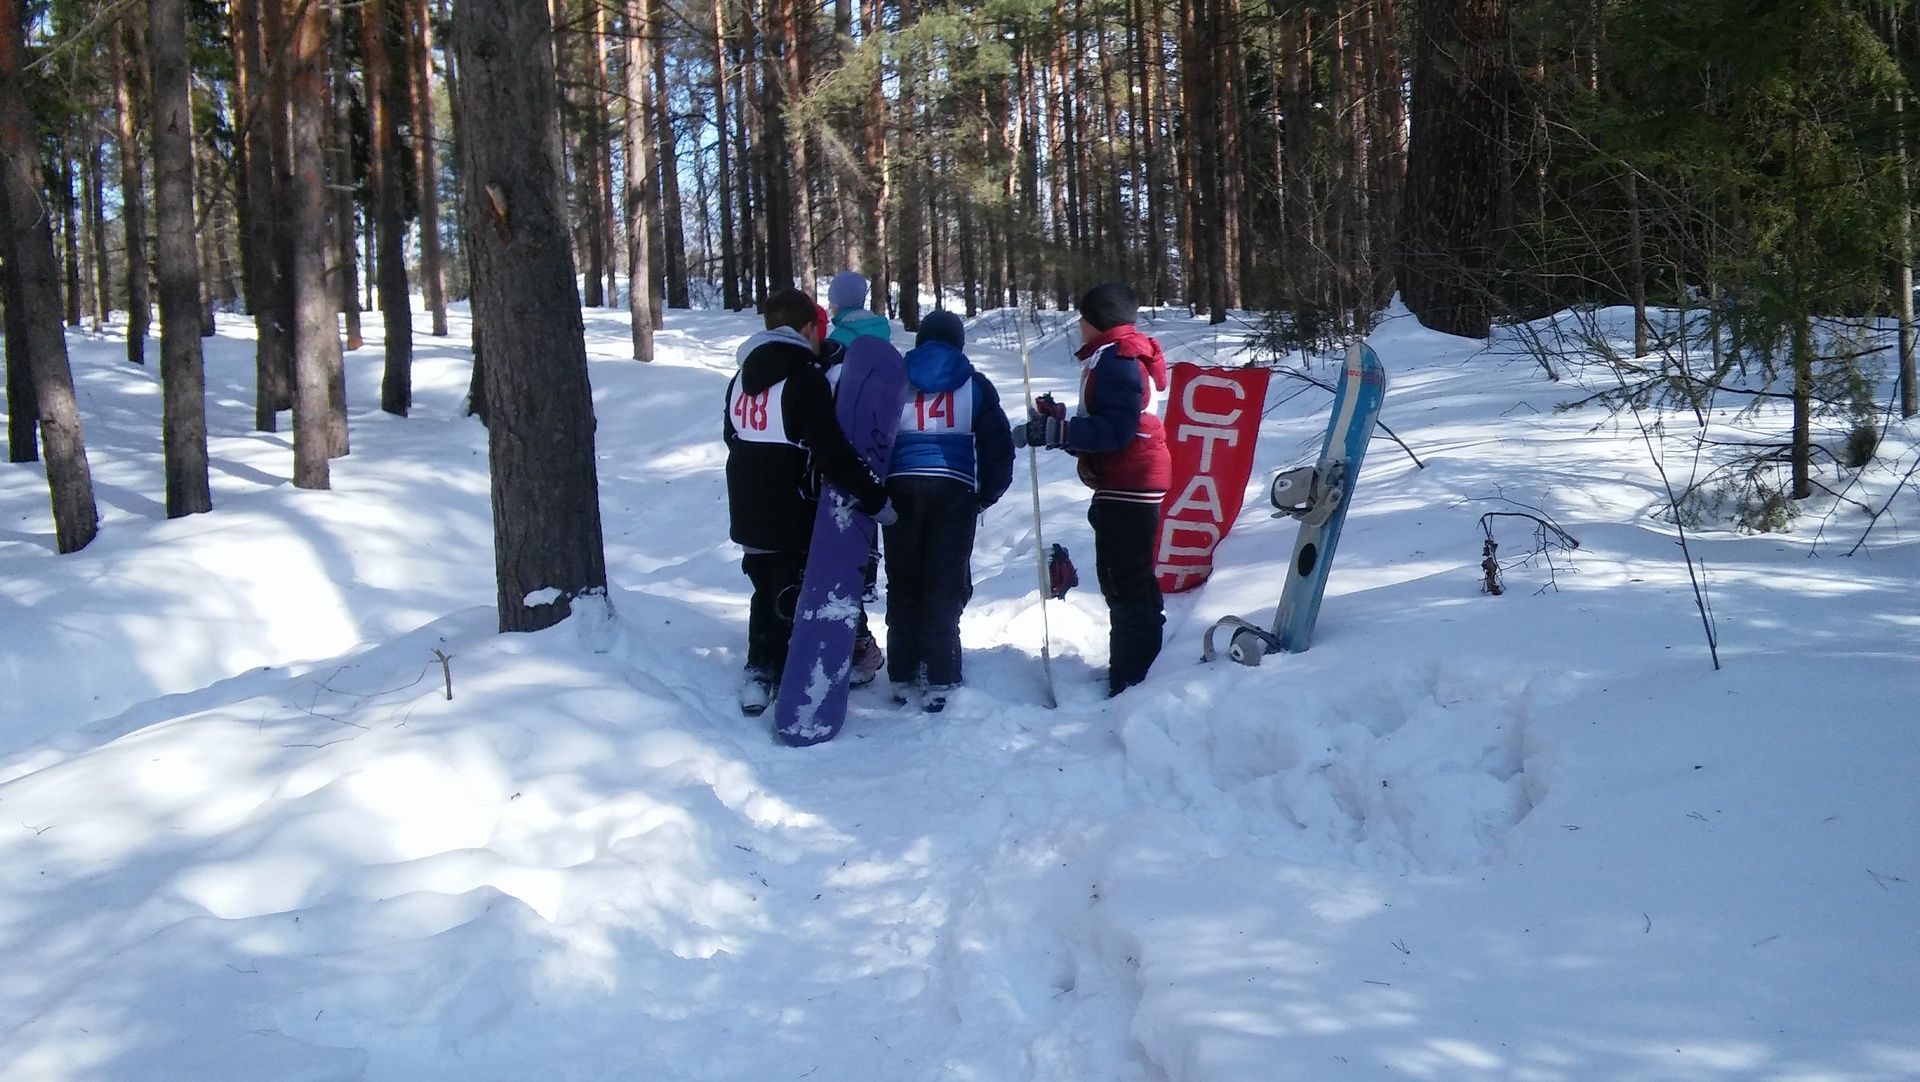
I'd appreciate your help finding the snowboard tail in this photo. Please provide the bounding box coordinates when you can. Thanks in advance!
[775,338,909,746]
[1202,341,1387,664]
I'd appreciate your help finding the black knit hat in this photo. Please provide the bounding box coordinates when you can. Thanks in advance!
[917,309,966,349]
[1077,282,1138,331]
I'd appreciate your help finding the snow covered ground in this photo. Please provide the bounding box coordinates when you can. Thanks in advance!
[1,298,1914,1081]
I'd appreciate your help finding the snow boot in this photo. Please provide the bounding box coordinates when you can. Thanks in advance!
[890,681,915,707]
[850,634,885,688]
[923,684,958,714]
[739,674,774,717]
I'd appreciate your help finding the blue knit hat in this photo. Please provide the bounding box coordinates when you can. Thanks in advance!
[916,310,965,349]
[828,270,869,311]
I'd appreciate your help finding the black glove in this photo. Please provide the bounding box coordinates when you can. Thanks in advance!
[1028,395,1067,449]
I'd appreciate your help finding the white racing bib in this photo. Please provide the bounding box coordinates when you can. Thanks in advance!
[728,376,796,445]
[899,382,975,434]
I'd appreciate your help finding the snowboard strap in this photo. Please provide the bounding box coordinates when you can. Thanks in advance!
[1269,462,1346,527]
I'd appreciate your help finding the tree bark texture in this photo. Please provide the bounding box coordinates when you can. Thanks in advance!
[288,0,344,487]
[711,0,740,309]
[85,134,109,330]
[1399,0,1510,339]
[625,0,656,360]
[149,0,214,517]
[231,0,291,426]
[454,0,611,634]
[0,4,99,552]
[651,0,689,309]
[411,0,449,335]
[365,0,414,416]
[330,3,363,353]
[4,248,39,462]
[111,17,150,364]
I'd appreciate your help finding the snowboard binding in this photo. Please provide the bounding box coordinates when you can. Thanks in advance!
[1200,616,1281,666]
[1268,462,1347,527]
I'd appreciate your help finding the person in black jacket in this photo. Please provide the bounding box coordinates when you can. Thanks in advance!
[725,288,894,716]
[881,310,1015,712]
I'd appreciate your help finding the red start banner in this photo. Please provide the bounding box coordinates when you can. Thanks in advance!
[1155,363,1272,593]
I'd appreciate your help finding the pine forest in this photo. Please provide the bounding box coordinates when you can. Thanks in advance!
[4,0,1920,568]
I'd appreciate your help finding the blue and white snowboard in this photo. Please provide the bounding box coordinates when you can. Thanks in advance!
[775,337,909,746]
[1203,341,1388,664]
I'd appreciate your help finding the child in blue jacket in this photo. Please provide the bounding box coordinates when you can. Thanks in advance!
[882,310,1015,712]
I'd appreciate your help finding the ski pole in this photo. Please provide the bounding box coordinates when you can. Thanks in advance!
[1015,302,1059,709]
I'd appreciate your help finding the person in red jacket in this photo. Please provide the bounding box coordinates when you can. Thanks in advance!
[1019,282,1171,696]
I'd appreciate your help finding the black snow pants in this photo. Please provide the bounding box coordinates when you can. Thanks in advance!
[881,475,978,687]
[1088,497,1164,695]
[742,549,807,679]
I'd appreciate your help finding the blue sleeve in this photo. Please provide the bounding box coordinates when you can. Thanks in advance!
[1064,352,1142,453]
[972,373,1015,509]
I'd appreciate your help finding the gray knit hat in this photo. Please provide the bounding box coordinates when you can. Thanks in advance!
[828,270,870,311]
[1077,282,1138,331]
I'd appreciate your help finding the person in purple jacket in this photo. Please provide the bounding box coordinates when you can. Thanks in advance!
[882,310,1015,713]
[1018,283,1171,696]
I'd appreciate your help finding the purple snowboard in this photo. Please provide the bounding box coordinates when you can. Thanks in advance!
[775,336,908,747]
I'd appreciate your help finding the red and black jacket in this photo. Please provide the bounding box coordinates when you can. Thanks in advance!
[1063,326,1172,504]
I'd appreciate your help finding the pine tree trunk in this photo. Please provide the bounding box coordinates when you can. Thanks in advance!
[59,156,80,328]
[1283,10,1317,316]
[759,0,793,289]
[625,0,656,360]
[1221,0,1245,312]
[149,0,213,517]
[1628,174,1648,358]
[365,0,413,415]
[1366,0,1406,311]
[1017,39,1043,306]
[642,42,666,329]
[330,6,363,352]
[263,0,298,415]
[3,251,37,462]
[1899,90,1917,419]
[558,0,603,311]
[959,179,979,317]
[595,0,620,309]
[111,20,151,364]
[289,0,343,486]
[1328,5,1352,321]
[896,9,921,331]
[1046,41,1071,308]
[652,0,689,309]
[411,0,448,334]
[86,135,109,330]
[0,3,99,551]
[210,153,241,309]
[453,0,610,634]
[193,144,217,337]
[743,36,765,306]
[232,0,291,425]
[787,0,816,295]
[713,0,740,309]
[1398,0,1509,339]
[865,0,890,316]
